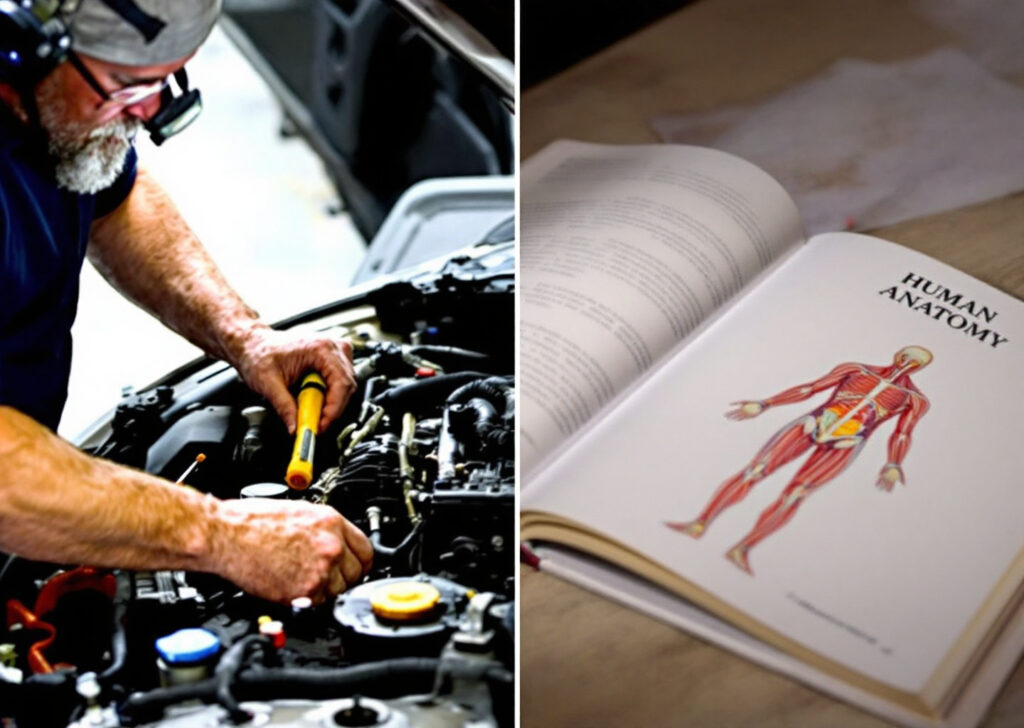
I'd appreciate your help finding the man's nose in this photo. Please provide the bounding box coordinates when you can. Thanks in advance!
[122,93,163,121]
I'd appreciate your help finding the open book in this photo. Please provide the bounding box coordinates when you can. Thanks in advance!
[520,141,1024,727]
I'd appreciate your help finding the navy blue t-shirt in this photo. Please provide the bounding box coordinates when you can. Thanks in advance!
[0,115,138,431]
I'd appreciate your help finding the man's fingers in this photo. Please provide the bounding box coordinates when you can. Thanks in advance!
[345,519,374,568]
[318,346,356,431]
[306,584,329,606]
[263,380,298,435]
[339,547,365,587]
[327,566,346,597]
[319,367,346,431]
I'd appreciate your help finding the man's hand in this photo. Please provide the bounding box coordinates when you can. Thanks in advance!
[209,498,373,604]
[876,463,904,492]
[232,326,356,434]
[726,401,765,420]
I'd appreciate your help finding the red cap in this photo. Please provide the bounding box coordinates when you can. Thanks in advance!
[415,367,436,378]
[259,620,286,649]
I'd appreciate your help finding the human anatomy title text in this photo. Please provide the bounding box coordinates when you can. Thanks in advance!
[878,272,1009,349]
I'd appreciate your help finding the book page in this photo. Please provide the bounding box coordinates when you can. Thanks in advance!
[523,233,1024,697]
[521,141,804,477]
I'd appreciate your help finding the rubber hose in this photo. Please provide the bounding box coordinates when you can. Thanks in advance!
[461,399,505,452]
[119,658,441,725]
[482,425,513,453]
[99,602,128,684]
[214,634,272,724]
[370,521,423,558]
[372,372,490,412]
[447,379,513,455]
[446,379,507,410]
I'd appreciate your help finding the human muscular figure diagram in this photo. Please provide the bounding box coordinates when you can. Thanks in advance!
[666,346,933,575]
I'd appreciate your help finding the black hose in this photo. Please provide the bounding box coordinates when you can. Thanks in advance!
[482,424,513,453]
[118,658,442,725]
[464,398,500,427]
[214,634,272,724]
[99,601,128,684]
[370,521,422,558]
[371,371,491,413]
[488,375,516,422]
[464,398,501,433]
[445,378,514,456]
[239,658,440,693]
[445,378,508,411]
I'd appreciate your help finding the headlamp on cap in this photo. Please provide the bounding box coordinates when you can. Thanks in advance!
[145,67,200,145]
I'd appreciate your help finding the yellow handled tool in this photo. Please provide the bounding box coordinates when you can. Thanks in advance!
[285,372,327,490]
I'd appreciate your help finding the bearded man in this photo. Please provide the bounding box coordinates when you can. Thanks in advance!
[0,0,373,603]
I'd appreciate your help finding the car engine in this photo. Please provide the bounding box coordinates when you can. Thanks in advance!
[0,246,514,728]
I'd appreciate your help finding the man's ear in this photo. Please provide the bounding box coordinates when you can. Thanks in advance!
[0,82,28,122]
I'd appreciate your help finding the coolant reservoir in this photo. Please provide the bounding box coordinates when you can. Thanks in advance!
[370,581,442,621]
[155,628,221,687]
[334,575,470,662]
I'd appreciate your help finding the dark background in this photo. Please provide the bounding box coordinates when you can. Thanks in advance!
[522,0,694,88]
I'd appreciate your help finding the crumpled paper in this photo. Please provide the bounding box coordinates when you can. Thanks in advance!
[652,48,1024,235]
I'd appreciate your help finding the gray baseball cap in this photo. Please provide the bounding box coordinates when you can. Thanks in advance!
[70,0,222,66]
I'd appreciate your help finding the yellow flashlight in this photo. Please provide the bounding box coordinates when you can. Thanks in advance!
[285,372,326,490]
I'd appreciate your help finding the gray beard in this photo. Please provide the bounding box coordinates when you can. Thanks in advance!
[46,117,141,195]
[36,85,141,194]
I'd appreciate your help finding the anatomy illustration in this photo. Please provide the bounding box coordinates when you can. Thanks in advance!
[667,346,932,575]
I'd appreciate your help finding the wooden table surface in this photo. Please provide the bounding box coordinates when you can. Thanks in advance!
[520,1,1024,725]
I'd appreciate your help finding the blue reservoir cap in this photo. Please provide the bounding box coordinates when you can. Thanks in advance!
[155,628,221,665]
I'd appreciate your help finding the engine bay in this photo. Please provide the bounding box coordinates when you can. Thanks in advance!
[0,246,514,727]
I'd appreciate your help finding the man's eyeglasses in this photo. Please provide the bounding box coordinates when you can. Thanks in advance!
[66,51,166,107]
[64,50,204,146]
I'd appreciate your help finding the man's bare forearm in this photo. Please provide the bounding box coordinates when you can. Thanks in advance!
[0,406,373,601]
[88,164,357,434]
[0,405,217,570]
[87,166,267,365]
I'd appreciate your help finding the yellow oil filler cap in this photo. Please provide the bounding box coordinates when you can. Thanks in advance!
[370,581,441,622]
